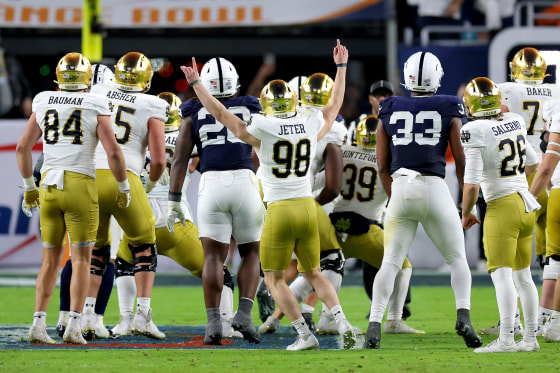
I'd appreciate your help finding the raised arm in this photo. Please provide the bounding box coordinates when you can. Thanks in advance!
[319,39,349,140]
[180,60,260,150]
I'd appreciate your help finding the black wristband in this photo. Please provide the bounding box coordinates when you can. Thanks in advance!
[336,63,347,68]
[169,192,182,202]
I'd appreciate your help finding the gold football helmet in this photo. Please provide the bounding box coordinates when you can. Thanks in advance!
[260,80,297,118]
[356,115,379,148]
[300,73,334,107]
[463,77,502,118]
[55,52,92,90]
[157,92,183,132]
[114,52,153,92]
[510,47,547,85]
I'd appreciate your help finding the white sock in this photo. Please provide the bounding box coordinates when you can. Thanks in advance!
[68,311,82,329]
[369,262,399,323]
[491,267,516,344]
[289,275,314,303]
[538,306,553,326]
[513,267,539,341]
[220,285,234,322]
[387,267,411,320]
[32,311,47,327]
[116,275,137,314]
[330,304,346,324]
[57,311,69,326]
[137,297,151,311]
[291,317,311,336]
[448,258,472,310]
[300,303,314,314]
[84,297,97,313]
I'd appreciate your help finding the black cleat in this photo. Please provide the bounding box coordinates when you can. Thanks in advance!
[232,313,262,344]
[364,321,381,349]
[56,324,66,339]
[82,330,96,341]
[303,312,316,332]
[402,304,411,320]
[256,281,275,323]
[456,320,483,348]
[203,319,222,345]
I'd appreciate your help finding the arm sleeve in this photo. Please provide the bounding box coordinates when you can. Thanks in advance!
[463,147,484,185]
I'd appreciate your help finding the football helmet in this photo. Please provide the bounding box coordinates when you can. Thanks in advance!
[288,76,308,100]
[463,77,502,118]
[55,52,92,91]
[510,47,547,85]
[156,92,183,132]
[403,51,443,93]
[300,73,334,107]
[260,80,297,118]
[200,57,240,98]
[114,52,153,92]
[91,64,114,86]
[356,115,379,148]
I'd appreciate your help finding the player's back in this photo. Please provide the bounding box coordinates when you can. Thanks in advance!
[93,86,168,176]
[461,112,530,202]
[181,96,261,173]
[332,144,387,222]
[34,90,111,178]
[378,94,466,177]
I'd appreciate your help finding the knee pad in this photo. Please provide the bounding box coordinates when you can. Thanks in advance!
[90,245,111,276]
[543,258,560,280]
[115,257,135,278]
[128,243,157,273]
[320,249,345,276]
[223,265,235,291]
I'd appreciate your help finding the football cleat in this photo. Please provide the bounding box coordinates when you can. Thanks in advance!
[317,311,339,335]
[63,325,87,345]
[258,316,281,334]
[383,320,425,334]
[286,333,319,351]
[231,312,262,344]
[221,319,243,338]
[302,312,316,332]
[474,338,517,353]
[338,319,358,349]
[80,310,96,341]
[479,317,523,336]
[56,312,69,339]
[203,318,223,345]
[111,313,133,336]
[364,321,382,349]
[28,325,57,344]
[256,281,275,323]
[456,320,483,348]
[131,308,165,340]
[95,314,110,339]
[544,325,560,342]
[516,340,540,352]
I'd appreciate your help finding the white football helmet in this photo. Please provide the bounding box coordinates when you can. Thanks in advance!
[200,57,240,98]
[288,76,308,100]
[91,64,114,86]
[403,51,443,93]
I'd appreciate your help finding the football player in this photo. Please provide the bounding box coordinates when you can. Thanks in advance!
[167,57,265,346]
[462,77,540,353]
[365,51,482,349]
[81,52,168,340]
[179,39,358,351]
[17,53,128,344]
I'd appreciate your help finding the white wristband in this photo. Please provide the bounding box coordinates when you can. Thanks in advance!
[118,179,130,192]
[23,177,36,190]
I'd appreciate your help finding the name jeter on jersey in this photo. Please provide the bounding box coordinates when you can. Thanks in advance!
[278,123,306,136]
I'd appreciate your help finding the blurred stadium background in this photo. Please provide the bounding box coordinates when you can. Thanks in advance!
[1,0,559,275]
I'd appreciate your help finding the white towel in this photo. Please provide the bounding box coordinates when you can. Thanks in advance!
[519,190,541,213]
[41,169,65,190]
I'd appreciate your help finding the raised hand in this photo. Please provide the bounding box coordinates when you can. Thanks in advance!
[333,39,349,65]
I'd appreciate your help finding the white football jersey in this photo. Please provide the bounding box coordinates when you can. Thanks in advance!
[546,112,560,188]
[33,90,112,178]
[247,109,324,203]
[93,85,169,176]
[310,117,347,188]
[461,112,537,202]
[332,144,387,221]
[498,81,560,157]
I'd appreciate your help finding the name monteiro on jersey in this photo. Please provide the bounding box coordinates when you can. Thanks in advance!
[491,121,522,136]
[342,148,377,162]
[47,96,84,105]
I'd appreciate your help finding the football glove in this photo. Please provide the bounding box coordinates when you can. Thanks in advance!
[21,177,39,218]
[144,178,157,193]
[166,200,186,234]
[117,180,131,208]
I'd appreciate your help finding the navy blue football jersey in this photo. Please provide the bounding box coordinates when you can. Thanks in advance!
[181,96,261,173]
[378,95,467,178]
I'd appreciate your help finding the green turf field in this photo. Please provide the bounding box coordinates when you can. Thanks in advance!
[0,284,559,372]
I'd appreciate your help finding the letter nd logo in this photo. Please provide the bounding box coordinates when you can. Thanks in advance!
[460,130,470,143]
[335,218,351,232]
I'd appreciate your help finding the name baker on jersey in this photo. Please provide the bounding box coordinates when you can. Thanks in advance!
[106,90,137,103]
[278,124,306,136]
[48,96,84,105]
[343,149,377,162]
[526,87,552,97]
[491,121,522,136]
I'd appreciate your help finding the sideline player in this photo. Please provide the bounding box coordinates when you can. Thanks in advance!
[167,57,265,346]
[365,51,482,349]
[17,53,128,344]
[179,39,359,351]
[462,77,540,353]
